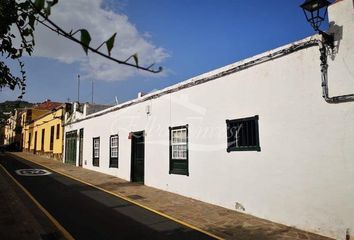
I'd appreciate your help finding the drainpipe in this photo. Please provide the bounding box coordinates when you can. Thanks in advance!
[318,40,354,103]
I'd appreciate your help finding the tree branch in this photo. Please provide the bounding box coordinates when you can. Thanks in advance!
[28,1,163,73]
[15,22,31,56]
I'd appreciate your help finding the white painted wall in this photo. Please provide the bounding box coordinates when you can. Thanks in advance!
[64,1,354,239]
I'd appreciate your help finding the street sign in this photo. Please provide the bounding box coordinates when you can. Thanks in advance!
[15,169,52,176]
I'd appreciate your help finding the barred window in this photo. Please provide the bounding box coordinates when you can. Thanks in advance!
[226,115,260,152]
[109,135,119,168]
[93,137,100,166]
[169,125,188,175]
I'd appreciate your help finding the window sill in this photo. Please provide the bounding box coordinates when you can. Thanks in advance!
[227,146,261,152]
[169,169,189,176]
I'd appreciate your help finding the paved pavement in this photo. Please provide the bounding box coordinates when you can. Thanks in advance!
[5,152,333,240]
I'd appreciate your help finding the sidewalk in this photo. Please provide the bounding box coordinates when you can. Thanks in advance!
[9,152,332,240]
[0,153,64,240]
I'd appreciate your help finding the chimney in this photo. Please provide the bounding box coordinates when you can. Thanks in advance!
[138,92,145,98]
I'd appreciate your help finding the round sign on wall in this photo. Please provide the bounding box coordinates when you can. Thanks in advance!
[15,169,52,176]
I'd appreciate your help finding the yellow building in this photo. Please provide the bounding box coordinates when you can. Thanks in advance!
[22,101,67,160]
[21,106,54,150]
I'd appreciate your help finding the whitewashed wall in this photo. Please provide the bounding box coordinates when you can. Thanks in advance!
[64,1,354,239]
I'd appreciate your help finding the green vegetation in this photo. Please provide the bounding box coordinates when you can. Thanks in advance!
[0,100,33,125]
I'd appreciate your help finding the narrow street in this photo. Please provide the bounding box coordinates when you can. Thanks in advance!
[0,154,216,240]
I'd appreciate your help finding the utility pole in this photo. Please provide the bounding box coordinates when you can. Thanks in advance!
[91,79,94,104]
[77,74,80,103]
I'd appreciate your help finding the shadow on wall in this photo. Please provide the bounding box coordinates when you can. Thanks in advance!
[328,21,343,60]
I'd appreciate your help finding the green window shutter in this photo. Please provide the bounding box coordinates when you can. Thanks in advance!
[92,137,100,167]
[169,125,189,176]
[109,134,119,168]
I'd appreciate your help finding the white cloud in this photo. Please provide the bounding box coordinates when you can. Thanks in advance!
[33,0,169,81]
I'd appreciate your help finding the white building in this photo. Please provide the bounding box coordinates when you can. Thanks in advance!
[64,1,354,239]
[4,110,19,146]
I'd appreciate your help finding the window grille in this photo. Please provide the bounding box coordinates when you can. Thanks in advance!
[226,115,260,152]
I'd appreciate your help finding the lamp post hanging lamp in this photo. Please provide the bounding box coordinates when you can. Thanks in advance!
[300,0,334,48]
[300,0,354,103]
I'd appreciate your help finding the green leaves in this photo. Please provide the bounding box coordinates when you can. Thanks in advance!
[28,14,36,29]
[79,29,91,55]
[124,53,139,69]
[48,0,59,6]
[34,0,59,16]
[34,0,58,12]
[124,53,139,67]
[34,0,45,10]
[105,33,116,56]
[132,53,138,67]
[74,29,116,57]
[45,0,59,16]
[73,30,118,57]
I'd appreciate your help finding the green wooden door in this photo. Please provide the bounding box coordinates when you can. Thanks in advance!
[131,131,144,183]
[65,130,77,165]
[78,128,84,167]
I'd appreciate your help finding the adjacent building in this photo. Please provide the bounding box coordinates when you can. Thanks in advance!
[4,113,16,145]
[3,110,22,148]
[64,0,354,238]
[21,100,65,159]
[64,102,112,165]
[0,125,5,146]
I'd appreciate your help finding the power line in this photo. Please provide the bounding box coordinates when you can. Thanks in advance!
[77,74,80,103]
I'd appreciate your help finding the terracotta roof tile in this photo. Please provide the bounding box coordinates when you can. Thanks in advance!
[33,100,62,110]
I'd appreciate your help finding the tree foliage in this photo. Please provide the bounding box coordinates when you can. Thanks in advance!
[0,100,33,125]
[0,0,34,97]
[0,0,162,98]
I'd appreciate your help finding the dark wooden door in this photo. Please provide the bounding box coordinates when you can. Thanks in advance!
[28,132,32,151]
[78,128,84,167]
[33,131,37,154]
[41,129,45,152]
[50,126,54,151]
[131,131,144,183]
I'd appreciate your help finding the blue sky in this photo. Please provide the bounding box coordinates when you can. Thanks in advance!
[1,0,329,104]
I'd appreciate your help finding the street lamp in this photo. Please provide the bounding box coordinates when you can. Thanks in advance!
[300,0,334,48]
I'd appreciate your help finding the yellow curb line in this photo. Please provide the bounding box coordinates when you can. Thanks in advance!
[17,154,224,240]
[0,163,75,240]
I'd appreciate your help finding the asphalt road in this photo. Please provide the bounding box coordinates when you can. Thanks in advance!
[0,154,216,240]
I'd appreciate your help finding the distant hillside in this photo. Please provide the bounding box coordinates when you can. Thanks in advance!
[0,100,33,124]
